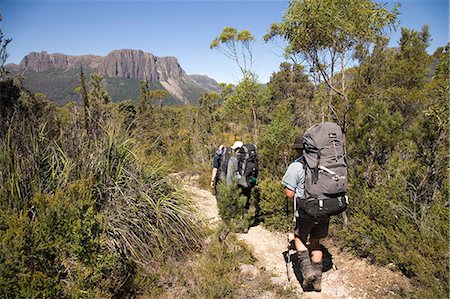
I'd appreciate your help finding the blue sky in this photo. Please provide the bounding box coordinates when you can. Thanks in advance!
[1,0,448,84]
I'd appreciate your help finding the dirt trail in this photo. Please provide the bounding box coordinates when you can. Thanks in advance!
[182,177,412,298]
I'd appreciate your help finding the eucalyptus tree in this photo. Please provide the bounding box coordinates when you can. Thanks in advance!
[210,27,255,79]
[210,27,267,142]
[0,15,11,80]
[266,0,399,132]
[223,74,269,142]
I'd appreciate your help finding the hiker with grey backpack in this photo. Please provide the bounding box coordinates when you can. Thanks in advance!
[282,122,348,291]
[211,141,258,195]
[212,140,259,232]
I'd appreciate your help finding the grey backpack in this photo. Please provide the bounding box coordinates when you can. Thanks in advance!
[300,122,348,218]
[217,147,233,182]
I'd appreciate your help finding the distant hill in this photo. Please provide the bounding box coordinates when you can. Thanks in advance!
[6,49,220,106]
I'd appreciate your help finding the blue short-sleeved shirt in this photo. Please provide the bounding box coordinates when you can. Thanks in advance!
[213,153,221,169]
[281,158,305,200]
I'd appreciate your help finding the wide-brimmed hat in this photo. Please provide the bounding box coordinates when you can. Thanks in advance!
[292,135,304,149]
[231,141,243,150]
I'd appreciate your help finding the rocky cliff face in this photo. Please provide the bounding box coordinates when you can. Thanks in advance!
[18,49,196,102]
[96,49,187,82]
[19,51,103,71]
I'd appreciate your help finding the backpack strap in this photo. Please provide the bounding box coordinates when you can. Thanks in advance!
[314,149,321,184]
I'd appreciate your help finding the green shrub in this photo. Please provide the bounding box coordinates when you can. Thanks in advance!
[257,178,292,231]
[0,81,204,297]
[216,183,256,232]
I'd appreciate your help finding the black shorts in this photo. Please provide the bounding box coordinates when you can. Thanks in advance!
[294,211,330,243]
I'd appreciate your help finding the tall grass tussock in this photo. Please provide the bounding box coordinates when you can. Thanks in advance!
[0,78,203,297]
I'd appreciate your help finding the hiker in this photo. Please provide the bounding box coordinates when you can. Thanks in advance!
[282,134,328,291]
[210,145,224,189]
[226,141,243,185]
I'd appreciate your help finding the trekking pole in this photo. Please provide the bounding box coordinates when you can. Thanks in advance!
[285,197,291,282]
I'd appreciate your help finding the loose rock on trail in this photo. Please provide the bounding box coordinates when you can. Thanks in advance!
[182,175,412,298]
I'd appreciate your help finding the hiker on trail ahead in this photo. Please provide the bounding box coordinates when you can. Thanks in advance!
[210,142,239,190]
[211,145,224,190]
[212,140,258,200]
[282,135,327,292]
[226,141,243,185]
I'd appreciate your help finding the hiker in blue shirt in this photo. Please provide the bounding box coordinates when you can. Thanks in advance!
[282,135,328,292]
[210,145,224,189]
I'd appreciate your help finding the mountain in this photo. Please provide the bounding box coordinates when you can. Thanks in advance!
[7,49,220,105]
[189,74,223,92]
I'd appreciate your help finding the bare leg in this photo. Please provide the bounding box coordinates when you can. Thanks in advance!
[309,237,323,263]
[294,235,308,252]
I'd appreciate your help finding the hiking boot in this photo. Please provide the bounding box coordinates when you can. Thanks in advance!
[297,250,315,285]
[311,261,323,292]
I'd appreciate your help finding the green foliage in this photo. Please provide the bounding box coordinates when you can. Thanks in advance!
[267,0,398,57]
[104,76,165,103]
[257,101,297,178]
[267,0,399,131]
[89,73,110,104]
[342,26,449,297]
[343,173,448,297]
[381,26,431,90]
[348,99,405,167]
[5,66,174,106]
[261,11,448,297]
[267,63,315,123]
[256,62,317,183]
[1,4,448,297]
[222,75,269,142]
[256,178,292,231]
[117,99,137,131]
[216,183,256,232]
[136,79,169,113]
[0,79,203,297]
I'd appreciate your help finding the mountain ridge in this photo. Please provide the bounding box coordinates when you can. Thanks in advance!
[7,49,220,105]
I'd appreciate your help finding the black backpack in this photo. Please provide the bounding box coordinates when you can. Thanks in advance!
[299,122,349,218]
[217,147,233,182]
[236,144,258,189]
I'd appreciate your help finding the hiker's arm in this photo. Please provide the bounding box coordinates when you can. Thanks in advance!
[284,187,295,201]
[211,153,221,187]
[282,163,297,200]
[211,168,218,187]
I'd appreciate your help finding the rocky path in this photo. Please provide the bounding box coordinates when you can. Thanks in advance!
[182,178,412,298]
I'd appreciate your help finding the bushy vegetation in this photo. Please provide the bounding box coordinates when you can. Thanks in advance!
[206,3,447,297]
[341,29,449,297]
[0,74,203,297]
[215,183,257,232]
